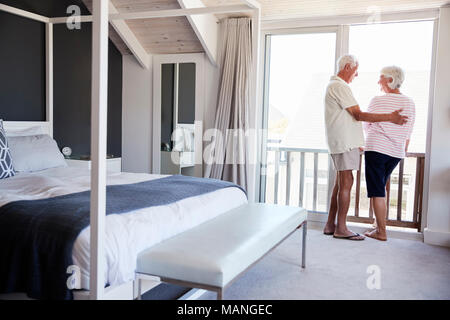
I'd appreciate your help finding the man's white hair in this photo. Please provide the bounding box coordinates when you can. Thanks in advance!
[381,66,405,90]
[337,54,358,72]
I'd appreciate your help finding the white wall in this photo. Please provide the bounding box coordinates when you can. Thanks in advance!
[122,54,153,173]
[424,7,450,247]
[203,56,220,139]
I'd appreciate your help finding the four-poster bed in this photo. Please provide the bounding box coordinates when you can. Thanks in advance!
[0,120,249,300]
[0,0,308,301]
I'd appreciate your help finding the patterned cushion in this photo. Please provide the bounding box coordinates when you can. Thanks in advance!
[0,120,15,179]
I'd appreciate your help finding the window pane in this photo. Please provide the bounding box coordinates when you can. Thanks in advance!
[348,21,433,220]
[268,32,336,149]
[264,32,336,211]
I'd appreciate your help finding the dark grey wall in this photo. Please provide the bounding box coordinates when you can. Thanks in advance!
[0,11,46,121]
[178,63,195,124]
[161,64,174,150]
[0,0,122,157]
[160,63,196,151]
[0,0,90,17]
[53,23,122,157]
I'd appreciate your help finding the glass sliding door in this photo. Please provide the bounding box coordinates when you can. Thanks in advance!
[260,30,337,212]
[348,21,434,223]
[260,20,434,230]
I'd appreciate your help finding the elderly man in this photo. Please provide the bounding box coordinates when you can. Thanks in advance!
[323,55,408,240]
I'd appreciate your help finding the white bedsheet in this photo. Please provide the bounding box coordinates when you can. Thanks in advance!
[0,167,247,289]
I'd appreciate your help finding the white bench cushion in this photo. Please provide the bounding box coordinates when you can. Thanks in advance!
[136,203,307,288]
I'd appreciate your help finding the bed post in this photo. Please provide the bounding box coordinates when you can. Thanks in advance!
[90,0,109,300]
[45,22,53,137]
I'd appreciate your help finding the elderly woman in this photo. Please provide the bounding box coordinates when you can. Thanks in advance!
[363,66,415,241]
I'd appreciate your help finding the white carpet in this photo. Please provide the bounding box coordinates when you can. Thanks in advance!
[201,228,450,300]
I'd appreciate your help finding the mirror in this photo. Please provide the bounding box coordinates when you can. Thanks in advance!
[160,62,196,176]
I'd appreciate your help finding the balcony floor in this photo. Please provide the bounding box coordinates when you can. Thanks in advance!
[202,228,450,299]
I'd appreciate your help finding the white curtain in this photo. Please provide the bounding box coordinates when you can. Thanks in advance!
[204,17,252,190]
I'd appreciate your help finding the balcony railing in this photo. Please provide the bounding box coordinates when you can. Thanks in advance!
[262,144,425,230]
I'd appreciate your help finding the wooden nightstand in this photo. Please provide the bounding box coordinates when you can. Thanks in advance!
[65,157,122,173]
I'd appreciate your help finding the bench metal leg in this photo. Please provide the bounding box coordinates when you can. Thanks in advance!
[137,278,142,300]
[302,221,307,268]
[217,289,223,300]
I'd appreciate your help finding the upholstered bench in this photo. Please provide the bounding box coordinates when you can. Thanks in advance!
[135,203,307,300]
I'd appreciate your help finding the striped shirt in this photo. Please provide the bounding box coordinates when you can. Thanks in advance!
[364,93,415,159]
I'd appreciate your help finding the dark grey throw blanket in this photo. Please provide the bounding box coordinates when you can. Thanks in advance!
[0,175,246,300]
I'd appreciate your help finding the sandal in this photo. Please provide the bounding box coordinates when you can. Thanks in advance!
[333,232,365,241]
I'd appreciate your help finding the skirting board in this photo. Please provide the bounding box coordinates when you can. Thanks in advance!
[307,212,424,242]
[424,228,450,247]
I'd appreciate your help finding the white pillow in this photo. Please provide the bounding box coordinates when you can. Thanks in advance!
[8,134,67,172]
[5,126,44,137]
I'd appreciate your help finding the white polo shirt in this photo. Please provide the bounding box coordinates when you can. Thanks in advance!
[324,75,364,154]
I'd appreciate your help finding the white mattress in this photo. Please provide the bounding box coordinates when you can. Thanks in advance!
[0,167,247,289]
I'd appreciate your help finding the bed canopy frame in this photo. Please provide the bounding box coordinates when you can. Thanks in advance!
[0,0,261,300]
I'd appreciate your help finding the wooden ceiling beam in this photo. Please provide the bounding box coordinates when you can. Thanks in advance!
[49,4,254,23]
[240,0,261,10]
[107,1,151,69]
[177,0,220,67]
[108,4,252,20]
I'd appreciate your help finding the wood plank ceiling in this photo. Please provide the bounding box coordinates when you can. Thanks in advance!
[82,0,204,55]
[203,0,449,21]
[82,0,449,56]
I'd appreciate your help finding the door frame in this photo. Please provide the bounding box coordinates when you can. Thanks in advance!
[152,53,205,177]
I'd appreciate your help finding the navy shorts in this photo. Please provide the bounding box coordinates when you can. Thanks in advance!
[364,151,401,198]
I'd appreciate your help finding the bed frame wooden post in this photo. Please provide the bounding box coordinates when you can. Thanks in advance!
[90,0,109,300]
[45,23,53,137]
